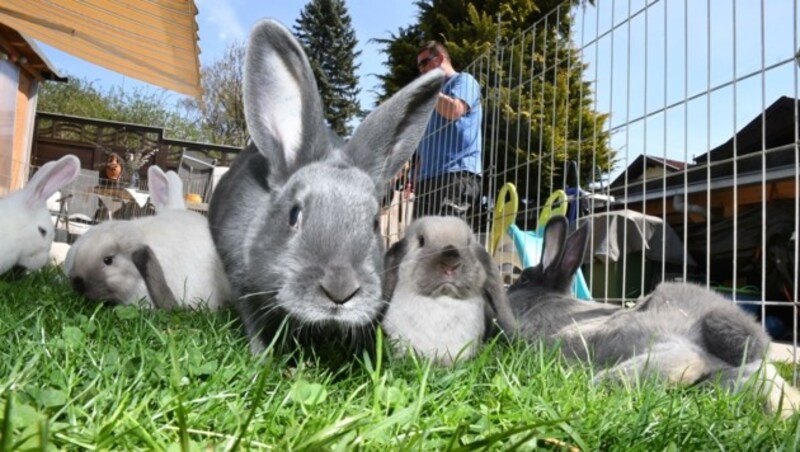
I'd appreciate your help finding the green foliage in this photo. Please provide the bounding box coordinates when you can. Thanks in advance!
[374,0,613,200]
[294,0,362,136]
[178,42,248,147]
[38,76,203,142]
[0,267,799,449]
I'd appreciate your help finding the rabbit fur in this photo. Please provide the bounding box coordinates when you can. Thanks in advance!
[147,165,186,213]
[0,154,81,275]
[508,215,800,417]
[382,216,516,365]
[207,19,444,355]
[65,170,230,310]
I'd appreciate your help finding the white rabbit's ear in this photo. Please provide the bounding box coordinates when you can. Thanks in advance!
[23,155,80,208]
[148,166,186,212]
[165,172,186,210]
[147,165,170,211]
[540,215,568,273]
[344,69,444,188]
[244,19,329,185]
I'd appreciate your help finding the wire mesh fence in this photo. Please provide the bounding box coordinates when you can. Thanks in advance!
[380,0,800,350]
[4,0,798,359]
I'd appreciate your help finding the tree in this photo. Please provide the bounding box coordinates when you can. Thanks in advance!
[374,0,613,203]
[293,0,362,136]
[38,76,202,141]
[178,42,248,147]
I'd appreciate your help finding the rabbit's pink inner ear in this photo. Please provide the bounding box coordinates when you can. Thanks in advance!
[244,20,318,178]
[560,226,590,277]
[147,167,170,208]
[540,217,567,271]
[24,156,80,207]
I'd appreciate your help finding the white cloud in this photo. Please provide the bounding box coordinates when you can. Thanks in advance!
[196,0,246,42]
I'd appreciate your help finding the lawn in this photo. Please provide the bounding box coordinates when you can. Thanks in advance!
[2,267,800,450]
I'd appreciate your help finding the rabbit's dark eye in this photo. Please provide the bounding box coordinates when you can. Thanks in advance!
[373,216,380,233]
[418,235,425,247]
[103,256,114,266]
[289,205,303,228]
[38,226,46,237]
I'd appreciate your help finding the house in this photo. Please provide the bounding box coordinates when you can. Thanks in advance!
[0,23,64,196]
[609,96,798,221]
[609,155,689,191]
[607,96,799,305]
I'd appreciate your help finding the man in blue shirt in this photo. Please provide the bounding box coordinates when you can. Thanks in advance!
[413,40,482,220]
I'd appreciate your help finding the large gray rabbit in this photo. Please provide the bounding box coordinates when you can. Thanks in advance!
[207,19,443,355]
[509,215,800,417]
[382,216,516,365]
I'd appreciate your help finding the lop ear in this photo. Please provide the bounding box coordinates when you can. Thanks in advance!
[383,238,409,302]
[23,154,81,208]
[343,69,444,191]
[474,244,517,337]
[131,246,178,310]
[244,19,329,186]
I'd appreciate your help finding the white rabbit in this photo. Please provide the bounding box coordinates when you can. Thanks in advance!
[207,19,443,355]
[147,165,186,213]
[64,169,231,310]
[508,215,800,418]
[382,216,516,365]
[49,242,71,267]
[0,154,81,275]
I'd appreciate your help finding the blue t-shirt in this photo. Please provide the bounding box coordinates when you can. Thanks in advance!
[417,72,482,181]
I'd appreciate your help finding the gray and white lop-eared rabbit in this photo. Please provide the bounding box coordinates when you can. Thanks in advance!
[65,166,231,310]
[207,19,444,355]
[0,154,80,275]
[508,215,800,417]
[382,216,516,365]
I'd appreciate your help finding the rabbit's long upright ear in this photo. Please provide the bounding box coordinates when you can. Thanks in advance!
[23,154,80,207]
[244,19,329,186]
[147,166,170,212]
[344,69,444,188]
[383,238,408,302]
[540,215,568,273]
[131,246,178,310]
[558,223,590,280]
[165,171,186,210]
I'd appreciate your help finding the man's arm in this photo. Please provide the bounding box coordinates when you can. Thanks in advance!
[434,92,469,120]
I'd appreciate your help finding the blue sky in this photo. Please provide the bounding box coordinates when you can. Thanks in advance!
[573,0,799,169]
[38,0,419,111]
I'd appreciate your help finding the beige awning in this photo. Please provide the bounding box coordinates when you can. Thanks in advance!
[0,0,202,97]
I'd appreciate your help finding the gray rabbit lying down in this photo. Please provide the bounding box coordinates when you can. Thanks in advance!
[508,215,800,417]
[382,216,516,365]
[64,167,231,310]
[207,19,443,356]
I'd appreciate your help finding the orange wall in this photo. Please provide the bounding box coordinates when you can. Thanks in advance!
[0,67,36,196]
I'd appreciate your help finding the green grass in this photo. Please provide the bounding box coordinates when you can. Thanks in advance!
[2,267,800,450]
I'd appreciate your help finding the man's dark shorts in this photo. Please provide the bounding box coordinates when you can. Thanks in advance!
[413,171,481,219]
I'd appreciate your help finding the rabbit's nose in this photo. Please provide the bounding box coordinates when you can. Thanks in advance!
[72,277,86,294]
[320,266,361,305]
[440,245,461,270]
[441,245,460,259]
